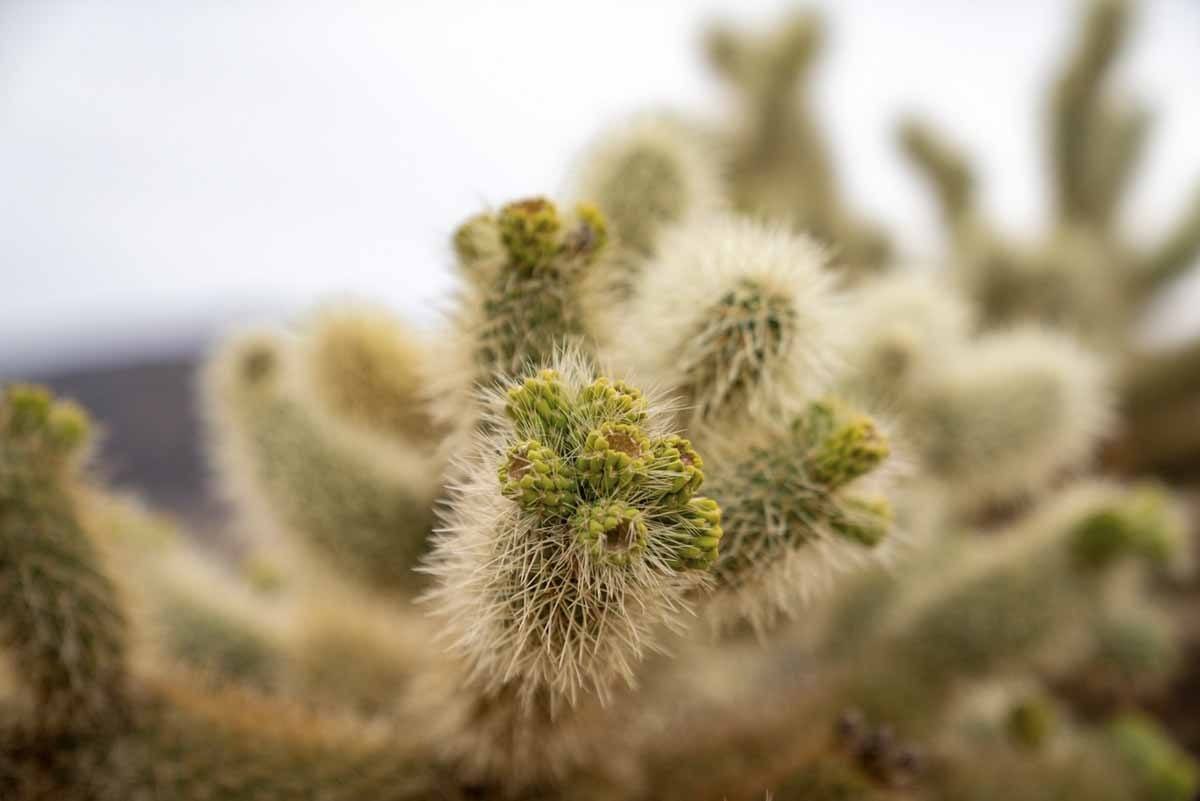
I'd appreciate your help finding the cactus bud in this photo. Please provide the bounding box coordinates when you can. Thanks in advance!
[505,369,573,438]
[799,400,890,490]
[498,196,562,274]
[572,500,648,566]
[499,440,575,517]
[578,422,652,495]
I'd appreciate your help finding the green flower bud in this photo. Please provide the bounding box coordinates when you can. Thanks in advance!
[798,400,890,489]
[577,422,652,495]
[498,197,562,274]
[572,500,648,566]
[649,434,705,506]
[498,439,575,517]
[505,369,573,436]
[664,496,724,571]
[576,376,648,425]
[3,383,53,436]
[453,212,504,279]
[1,384,92,455]
[47,399,91,453]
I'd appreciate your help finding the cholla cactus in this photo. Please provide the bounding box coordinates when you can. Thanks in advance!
[0,387,450,801]
[450,197,609,388]
[4,3,1200,798]
[901,0,1200,354]
[901,327,1110,516]
[612,214,840,428]
[838,273,974,405]
[706,397,895,630]
[570,114,725,292]
[422,352,722,711]
[205,330,439,593]
[847,481,1185,724]
[704,10,890,275]
[0,385,128,733]
[302,304,440,446]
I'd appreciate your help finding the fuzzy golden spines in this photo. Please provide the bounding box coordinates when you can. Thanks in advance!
[303,305,439,446]
[614,215,840,429]
[569,114,726,297]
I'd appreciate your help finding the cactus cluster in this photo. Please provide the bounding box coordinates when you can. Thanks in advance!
[422,358,723,712]
[3,1,1200,799]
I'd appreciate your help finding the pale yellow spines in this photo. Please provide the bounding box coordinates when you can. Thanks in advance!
[611,215,840,430]
[902,326,1111,516]
[301,304,440,447]
[702,398,898,632]
[838,272,974,405]
[420,350,720,713]
[203,329,440,594]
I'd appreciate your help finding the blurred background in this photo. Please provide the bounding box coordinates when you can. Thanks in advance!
[2,0,1198,520]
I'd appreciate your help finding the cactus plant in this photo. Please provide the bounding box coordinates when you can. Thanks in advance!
[3,2,1199,798]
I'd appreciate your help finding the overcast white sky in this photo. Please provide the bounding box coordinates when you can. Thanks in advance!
[2,0,1198,374]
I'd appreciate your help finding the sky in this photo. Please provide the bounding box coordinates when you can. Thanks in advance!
[2,0,1199,374]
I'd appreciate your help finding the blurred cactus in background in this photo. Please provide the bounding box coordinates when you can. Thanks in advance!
[3,1,1200,799]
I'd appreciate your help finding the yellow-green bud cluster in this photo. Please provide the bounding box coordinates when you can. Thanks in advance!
[578,422,652,495]
[505,369,573,435]
[652,435,705,506]
[562,202,609,260]
[664,497,724,571]
[499,440,575,516]
[2,384,92,457]
[496,370,722,570]
[797,399,890,490]
[498,197,563,274]
[457,197,609,383]
[711,397,893,596]
[453,211,504,276]
[572,500,648,566]
[575,376,648,424]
